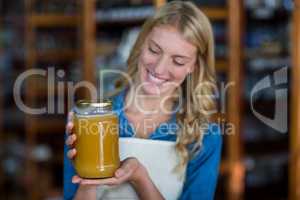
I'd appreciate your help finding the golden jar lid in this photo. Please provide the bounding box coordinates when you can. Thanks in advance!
[76,100,112,108]
[75,99,112,115]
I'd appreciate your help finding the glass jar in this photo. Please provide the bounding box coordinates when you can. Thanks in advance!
[73,100,120,178]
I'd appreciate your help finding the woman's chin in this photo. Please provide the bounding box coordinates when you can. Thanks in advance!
[141,83,175,96]
[142,84,165,96]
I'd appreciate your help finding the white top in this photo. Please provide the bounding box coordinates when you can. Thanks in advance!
[96,137,186,200]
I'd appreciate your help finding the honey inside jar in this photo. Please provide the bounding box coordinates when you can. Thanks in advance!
[73,101,120,179]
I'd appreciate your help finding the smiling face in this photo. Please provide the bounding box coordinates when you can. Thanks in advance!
[137,25,197,96]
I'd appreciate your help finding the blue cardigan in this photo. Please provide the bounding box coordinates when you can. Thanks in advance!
[64,90,222,200]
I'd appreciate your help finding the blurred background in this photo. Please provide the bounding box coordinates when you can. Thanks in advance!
[0,0,299,200]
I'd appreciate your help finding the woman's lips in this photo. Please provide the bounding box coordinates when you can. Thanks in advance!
[146,68,168,85]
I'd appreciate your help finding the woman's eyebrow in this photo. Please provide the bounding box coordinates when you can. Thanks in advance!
[150,39,193,59]
[173,55,192,60]
[172,53,195,62]
[149,39,162,50]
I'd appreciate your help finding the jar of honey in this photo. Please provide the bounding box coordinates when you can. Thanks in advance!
[73,100,120,178]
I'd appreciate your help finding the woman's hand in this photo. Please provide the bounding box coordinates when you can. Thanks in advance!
[65,111,148,187]
[65,111,163,200]
[65,111,77,160]
[72,157,148,186]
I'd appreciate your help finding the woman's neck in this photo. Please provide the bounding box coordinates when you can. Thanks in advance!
[125,87,175,116]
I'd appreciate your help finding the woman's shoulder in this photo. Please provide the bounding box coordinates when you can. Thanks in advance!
[188,123,222,165]
[111,88,127,111]
[202,123,222,147]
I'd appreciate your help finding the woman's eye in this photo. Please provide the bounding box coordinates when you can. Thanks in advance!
[149,47,159,54]
[174,60,185,66]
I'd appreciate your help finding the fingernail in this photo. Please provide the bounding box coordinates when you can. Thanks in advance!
[68,149,76,157]
[116,170,124,177]
[67,124,72,131]
[72,177,80,183]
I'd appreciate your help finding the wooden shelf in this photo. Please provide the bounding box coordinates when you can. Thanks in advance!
[96,6,227,25]
[28,117,66,135]
[96,41,119,56]
[95,6,153,25]
[27,86,68,99]
[220,160,229,175]
[28,49,79,62]
[29,14,80,27]
[201,7,228,20]
[290,0,300,199]
[216,59,228,72]
[24,2,82,200]
[52,153,64,165]
[97,18,146,27]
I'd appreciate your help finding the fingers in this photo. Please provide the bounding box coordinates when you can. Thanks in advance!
[82,177,118,185]
[72,175,119,186]
[72,175,81,184]
[67,148,77,160]
[68,111,74,122]
[72,175,85,184]
[65,111,74,135]
[65,121,74,135]
[71,159,141,186]
[66,134,76,146]
[122,157,139,172]
[115,164,131,178]
[114,157,138,179]
[114,168,125,178]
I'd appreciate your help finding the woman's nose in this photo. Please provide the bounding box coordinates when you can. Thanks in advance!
[154,56,168,75]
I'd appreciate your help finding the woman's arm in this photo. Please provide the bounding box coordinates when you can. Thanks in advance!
[179,124,222,200]
[70,157,165,200]
[73,185,97,200]
[130,164,165,200]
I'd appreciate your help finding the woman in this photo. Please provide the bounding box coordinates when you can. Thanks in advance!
[64,1,222,199]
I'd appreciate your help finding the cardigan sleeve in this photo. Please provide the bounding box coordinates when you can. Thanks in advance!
[178,124,222,200]
[63,137,79,200]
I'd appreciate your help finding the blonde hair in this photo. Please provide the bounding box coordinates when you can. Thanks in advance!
[118,1,217,170]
